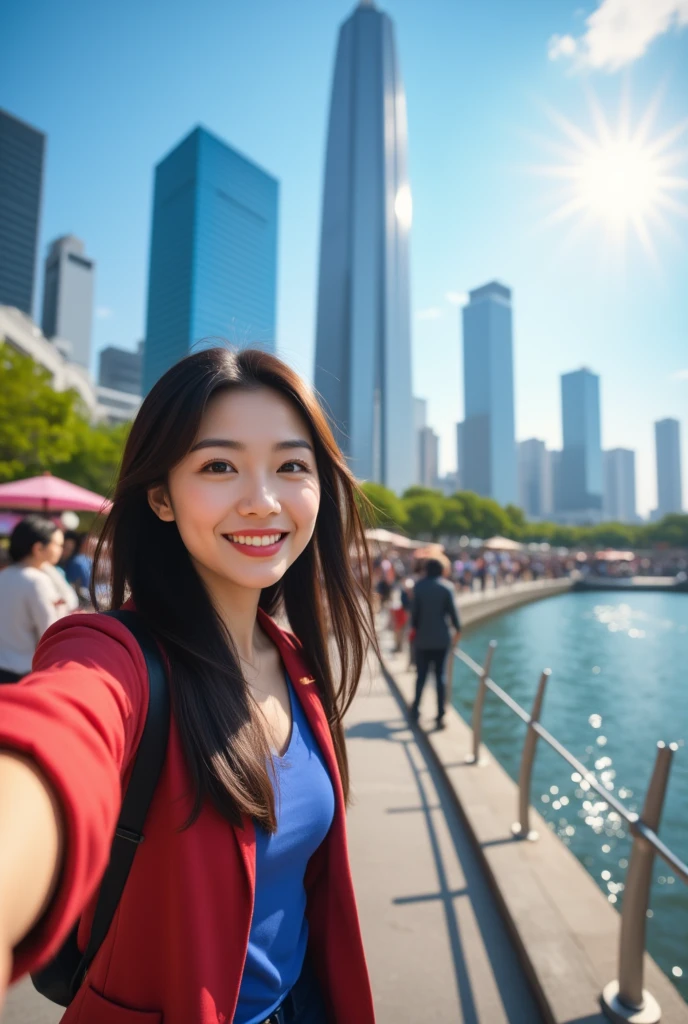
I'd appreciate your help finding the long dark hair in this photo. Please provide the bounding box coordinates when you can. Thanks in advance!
[93,347,375,831]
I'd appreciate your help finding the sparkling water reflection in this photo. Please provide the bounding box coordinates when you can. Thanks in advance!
[453,591,688,998]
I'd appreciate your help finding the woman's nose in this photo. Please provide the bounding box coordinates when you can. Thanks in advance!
[235,479,281,517]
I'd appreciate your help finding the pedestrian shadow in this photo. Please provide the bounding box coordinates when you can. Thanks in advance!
[358,658,545,1023]
[345,720,409,742]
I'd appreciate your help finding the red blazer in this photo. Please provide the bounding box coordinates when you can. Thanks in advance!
[1,608,376,1024]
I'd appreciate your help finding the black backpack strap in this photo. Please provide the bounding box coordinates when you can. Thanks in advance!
[70,609,170,993]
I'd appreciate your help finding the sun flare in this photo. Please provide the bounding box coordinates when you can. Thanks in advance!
[530,91,688,259]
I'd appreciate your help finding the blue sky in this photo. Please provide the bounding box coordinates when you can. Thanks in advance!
[3,0,687,515]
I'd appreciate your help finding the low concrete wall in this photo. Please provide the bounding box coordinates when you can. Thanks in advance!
[382,594,688,1023]
[456,577,573,630]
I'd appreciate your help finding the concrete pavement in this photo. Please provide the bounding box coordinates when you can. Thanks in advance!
[345,648,544,1023]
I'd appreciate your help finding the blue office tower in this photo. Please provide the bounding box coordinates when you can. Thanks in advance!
[459,281,517,506]
[559,368,603,515]
[314,1,414,492]
[143,126,278,393]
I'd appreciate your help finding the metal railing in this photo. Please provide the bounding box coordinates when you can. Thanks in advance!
[450,641,688,1024]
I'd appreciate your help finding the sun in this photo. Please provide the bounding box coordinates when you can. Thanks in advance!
[530,90,688,260]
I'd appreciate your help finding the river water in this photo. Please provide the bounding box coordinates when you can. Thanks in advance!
[453,590,688,1000]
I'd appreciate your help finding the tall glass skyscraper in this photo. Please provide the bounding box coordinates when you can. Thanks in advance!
[314,0,413,493]
[0,109,45,316]
[655,418,683,516]
[143,126,278,393]
[559,368,603,515]
[459,281,517,506]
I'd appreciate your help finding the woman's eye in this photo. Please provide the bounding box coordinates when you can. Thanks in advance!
[203,461,234,474]
[280,460,310,474]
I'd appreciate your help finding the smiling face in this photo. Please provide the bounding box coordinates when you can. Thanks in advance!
[148,387,321,596]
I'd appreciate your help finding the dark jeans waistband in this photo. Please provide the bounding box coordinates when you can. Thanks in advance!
[260,958,326,1024]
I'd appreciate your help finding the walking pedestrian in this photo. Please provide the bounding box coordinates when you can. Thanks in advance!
[0,347,377,1024]
[0,516,67,683]
[409,558,461,730]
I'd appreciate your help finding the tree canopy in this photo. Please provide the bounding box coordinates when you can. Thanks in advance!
[0,342,129,498]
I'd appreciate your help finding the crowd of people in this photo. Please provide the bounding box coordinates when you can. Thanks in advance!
[0,516,95,683]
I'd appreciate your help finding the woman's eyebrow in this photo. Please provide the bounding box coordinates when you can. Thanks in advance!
[189,438,314,453]
[190,438,245,452]
[274,439,314,453]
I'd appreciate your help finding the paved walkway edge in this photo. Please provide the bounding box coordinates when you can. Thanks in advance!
[380,640,688,1024]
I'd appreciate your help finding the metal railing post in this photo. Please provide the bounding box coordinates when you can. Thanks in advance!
[601,741,678,1024]
[465,641,496,765]
[512,669,551,841]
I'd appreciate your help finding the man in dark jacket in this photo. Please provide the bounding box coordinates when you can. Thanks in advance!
[410,559,461,729]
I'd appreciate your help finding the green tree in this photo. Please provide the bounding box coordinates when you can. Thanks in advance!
[402,495,443,539]
[53,418,130,497]
[585,522,636,548]
[402,485,444,501]
[646,513,688,548]
[0,343,82,481]
[504,503,526,537]
[358,481,407,530]
[438,497,470,538]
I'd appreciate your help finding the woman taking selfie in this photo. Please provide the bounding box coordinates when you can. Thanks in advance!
[0,347,377,1024]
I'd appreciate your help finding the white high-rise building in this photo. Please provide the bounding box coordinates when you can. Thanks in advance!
[603,449,637,523]
[314,1,413,492]
[418,426,439,489]
[41,235,95,369]
[655,419,683,516]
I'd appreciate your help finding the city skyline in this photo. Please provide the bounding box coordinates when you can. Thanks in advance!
[314,1,414,492]
[3,0,687,513]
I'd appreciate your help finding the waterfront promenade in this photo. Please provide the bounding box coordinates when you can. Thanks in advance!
[4,579,686,1022]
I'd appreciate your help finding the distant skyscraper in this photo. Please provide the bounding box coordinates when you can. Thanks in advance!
[0,109,45,316]
[518,439,550,520]
[413,398,427,484]
[99,342,143,396]
[458,281,517,506]
[603,449,637,523]
[143,126,278,393]
[41,235,95,369]
[418,426,439,489]
[314,1,413,492]
[655,418,683,516]
[559,368,603,518]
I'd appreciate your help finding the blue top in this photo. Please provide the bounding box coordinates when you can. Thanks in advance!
[64,553,92,589]
[235,674,335,1024]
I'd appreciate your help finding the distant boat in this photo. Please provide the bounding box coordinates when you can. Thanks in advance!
[573,575,688,593]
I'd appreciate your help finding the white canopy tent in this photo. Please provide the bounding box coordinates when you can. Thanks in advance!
[482,535,524,552]
[364,528,426,550]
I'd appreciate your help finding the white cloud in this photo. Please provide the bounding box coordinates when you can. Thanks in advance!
[445,291,469,307]
[548,33,578,60]
[96,306,114,319]
[416,307,442,321]
[672,368,688,380]
[548,0,688,72]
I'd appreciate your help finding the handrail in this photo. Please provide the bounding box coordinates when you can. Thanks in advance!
[451,642,687,1024]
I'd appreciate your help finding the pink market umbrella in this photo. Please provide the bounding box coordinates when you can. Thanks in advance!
[0,473,112,514]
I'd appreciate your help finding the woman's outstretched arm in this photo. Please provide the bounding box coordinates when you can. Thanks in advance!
[0,751,65,1008]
